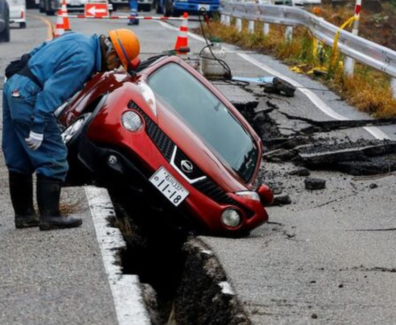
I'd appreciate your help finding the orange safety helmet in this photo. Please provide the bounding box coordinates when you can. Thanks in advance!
[108,29,140,70]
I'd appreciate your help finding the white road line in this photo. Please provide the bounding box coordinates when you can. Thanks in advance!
[159,21,390,140]
[84,186,151,325]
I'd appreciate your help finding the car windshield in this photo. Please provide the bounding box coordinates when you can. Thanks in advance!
[147,63,258,183]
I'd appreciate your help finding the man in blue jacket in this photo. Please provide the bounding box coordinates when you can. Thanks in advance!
[2,29,140,230]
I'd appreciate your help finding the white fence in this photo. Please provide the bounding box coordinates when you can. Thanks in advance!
[219,1,396,97]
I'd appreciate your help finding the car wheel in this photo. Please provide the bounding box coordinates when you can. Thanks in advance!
[164,0,173,17]
[19,22,26,28]
[46,9,55,15]
[142,3,151,11]
[156,3,163,14]
[171,8,180,17]
[0,21,10,42]
[62,113,92,151]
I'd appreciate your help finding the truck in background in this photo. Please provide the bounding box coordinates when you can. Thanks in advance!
[109,0,153,11]
[38,0,113,15]
[156,0,219,17]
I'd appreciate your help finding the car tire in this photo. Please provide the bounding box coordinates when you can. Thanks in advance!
[142,3,151,11]
[19,22,26,28]
[0,21,10,42]
[46,9,55,15]
[62,113,92,152]
[171,8,180,17]
[164,0,173,17]
[156,3,163,14]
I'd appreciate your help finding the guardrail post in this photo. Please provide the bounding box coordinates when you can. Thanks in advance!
[285,26,293,42]
[391,78,396,99]
[344,0,362,76]
[344,56,354,76]
[263,23,270,35]
[236,18,242,31]
[248,21,254,33]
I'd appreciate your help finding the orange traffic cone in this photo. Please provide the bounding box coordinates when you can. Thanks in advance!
[61,0,71,31]
[174,12,189,54]
[54,9,65,38]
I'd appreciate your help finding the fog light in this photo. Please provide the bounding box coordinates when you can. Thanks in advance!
[122,111,143,132]
[221,209,241,227]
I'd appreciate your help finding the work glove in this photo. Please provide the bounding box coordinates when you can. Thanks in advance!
[25,131,44,150]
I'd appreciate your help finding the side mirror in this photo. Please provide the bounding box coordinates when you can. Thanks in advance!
[256,184,274,206]
[126,57,141,77]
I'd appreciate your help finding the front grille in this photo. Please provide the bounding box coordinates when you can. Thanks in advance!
[174,148,205,180]
[128,101,174,161]
[193,178,236,205]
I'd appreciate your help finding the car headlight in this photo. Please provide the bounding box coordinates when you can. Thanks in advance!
[138,82,157,117]
[221,209,241,227]
[235,191,260,202]
[122,111,143,132]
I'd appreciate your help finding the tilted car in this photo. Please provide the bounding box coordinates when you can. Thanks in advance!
[57,55,273,237]
[0,0,10,42]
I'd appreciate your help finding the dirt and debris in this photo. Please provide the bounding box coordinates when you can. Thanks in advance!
[174,239,251,325]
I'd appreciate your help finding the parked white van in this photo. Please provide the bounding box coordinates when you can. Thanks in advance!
[6,0,26,28]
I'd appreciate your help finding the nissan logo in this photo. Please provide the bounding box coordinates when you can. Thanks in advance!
[181,160,194,173]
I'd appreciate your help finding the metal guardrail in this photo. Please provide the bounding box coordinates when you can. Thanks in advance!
[220,1,396,80]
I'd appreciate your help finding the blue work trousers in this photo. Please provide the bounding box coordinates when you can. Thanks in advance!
[129,0,138,23]
[2,75,68,182]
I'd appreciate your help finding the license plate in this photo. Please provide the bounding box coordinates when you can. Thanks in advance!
[150,167,189,207]
[198,4,210,10]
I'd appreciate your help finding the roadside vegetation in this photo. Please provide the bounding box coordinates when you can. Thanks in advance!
[199,1,396,117]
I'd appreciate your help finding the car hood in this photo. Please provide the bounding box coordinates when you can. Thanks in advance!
[154,100,251,192]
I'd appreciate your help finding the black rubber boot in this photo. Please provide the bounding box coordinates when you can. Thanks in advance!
[37,175,82,231]
[9,172,39,229]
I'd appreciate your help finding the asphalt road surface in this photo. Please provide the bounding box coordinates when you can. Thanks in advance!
[1,9,396,325]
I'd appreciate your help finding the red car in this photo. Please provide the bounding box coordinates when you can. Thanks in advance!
[57,54,273,236]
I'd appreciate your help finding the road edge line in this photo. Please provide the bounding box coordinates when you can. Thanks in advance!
[84,186,151,325]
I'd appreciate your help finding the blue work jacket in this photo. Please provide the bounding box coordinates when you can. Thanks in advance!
[28,32,102,134]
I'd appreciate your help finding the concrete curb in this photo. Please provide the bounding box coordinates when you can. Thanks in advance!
[84,186,151,325]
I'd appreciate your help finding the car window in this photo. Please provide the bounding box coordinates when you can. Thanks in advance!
[148,63,258,182]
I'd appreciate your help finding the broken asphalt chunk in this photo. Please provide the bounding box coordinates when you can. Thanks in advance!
[263,149,297,162]
[304,177,326,190]
[288,167,310,177]
[272,194,292,206]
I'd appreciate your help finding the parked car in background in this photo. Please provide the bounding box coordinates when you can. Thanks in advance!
[0,0,10,42]
[156,0,219,17]
[7,0,26,28]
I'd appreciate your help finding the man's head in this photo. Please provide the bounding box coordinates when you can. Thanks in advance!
[101,29,140,71]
